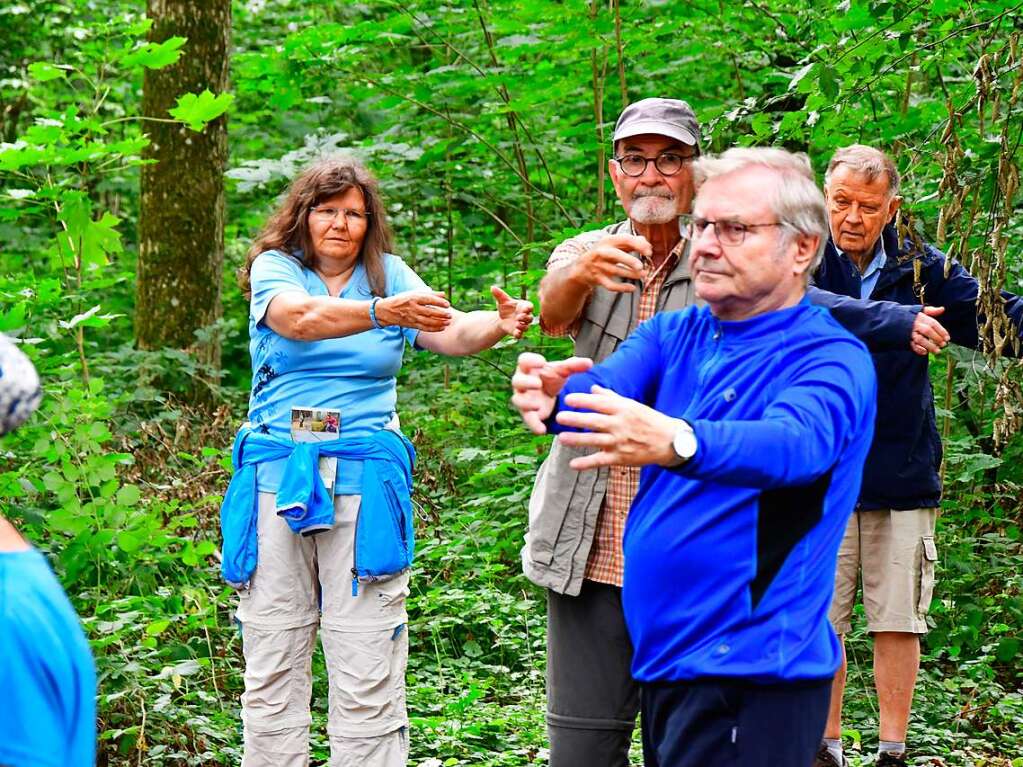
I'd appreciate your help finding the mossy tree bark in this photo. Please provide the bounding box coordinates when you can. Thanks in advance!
[136,0,230,370]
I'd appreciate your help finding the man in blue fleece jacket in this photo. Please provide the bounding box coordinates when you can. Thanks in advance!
[512,147,877,766]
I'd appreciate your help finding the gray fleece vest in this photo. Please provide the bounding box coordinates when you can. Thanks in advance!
[522,223,697,595]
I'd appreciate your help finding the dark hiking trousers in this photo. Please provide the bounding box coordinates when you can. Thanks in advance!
[547,580,639,767]
[640,677,831,767]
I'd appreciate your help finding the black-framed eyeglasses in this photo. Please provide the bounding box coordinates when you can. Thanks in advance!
[612,152,695,177]
[681,214,790,246]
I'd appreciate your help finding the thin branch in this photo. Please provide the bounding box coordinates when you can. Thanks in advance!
[466,350,515,378]
[472,0,534,251]
[456,193,525,245]
[831,0,930,65]
[476,185,557,237]
[591,0,607,219]
[847,3,1023,100]
[101,115,180,128]
[612,0,628,107]
[396,3,568,221]
[746,0,813,55]
[348,72,576,221]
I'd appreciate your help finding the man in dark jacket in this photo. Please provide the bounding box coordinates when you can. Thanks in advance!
[812,145,1023,767]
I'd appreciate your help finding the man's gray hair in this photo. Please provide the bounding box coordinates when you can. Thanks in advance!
[692,147,829,274]
[824,144,900,195]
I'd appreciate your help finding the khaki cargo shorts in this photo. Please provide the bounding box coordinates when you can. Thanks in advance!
[829,507,938,635]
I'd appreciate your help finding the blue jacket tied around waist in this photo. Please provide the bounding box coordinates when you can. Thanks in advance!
[220,426,416,589]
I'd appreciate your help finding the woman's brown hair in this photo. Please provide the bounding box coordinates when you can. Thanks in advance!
[239,156,394,298]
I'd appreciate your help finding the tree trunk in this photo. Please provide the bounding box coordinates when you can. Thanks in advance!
[136,0,230,371]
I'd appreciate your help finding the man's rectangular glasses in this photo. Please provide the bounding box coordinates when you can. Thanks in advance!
[680,214,788,246]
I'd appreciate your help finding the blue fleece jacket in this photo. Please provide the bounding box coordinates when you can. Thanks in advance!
[220,427,415,589]
[552,298,877,683]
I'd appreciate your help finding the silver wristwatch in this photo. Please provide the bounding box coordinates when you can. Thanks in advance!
[671,419,698,464]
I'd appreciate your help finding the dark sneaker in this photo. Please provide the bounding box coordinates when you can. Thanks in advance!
[813,745,848,767]
[876,753,908,767]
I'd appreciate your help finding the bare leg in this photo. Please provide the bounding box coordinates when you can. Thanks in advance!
[823,635,846,740]
[873,631,919,743]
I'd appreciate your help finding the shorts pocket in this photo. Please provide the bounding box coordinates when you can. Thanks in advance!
[917,535,938,615]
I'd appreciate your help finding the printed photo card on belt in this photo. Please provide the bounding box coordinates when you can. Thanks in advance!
[291,407,341,492]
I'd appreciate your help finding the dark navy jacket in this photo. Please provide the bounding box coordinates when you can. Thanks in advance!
[813,224,1023,510]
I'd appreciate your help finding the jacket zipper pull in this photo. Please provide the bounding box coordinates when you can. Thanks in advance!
[351,576,359,597]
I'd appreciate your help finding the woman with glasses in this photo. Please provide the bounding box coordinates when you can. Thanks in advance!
[225,156,532,767]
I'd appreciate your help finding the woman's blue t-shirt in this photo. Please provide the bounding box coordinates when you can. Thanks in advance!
[247,250,428,494]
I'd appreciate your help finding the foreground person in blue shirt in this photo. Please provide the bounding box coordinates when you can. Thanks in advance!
[512,148,877,767]
[0,334,96,767]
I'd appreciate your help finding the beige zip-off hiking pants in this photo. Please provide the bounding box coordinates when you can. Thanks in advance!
[237,492,410,767]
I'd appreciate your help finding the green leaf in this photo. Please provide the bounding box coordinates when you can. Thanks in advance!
[818,66,840,100]
[168,89,234,132]
[59,305,100,330]
[117,531,141,553]
[56,193,124,268]
[145,619,171,636]
[789,62,816,92]
[55,193,123,267]
[28,62,70,82]
[751,113,773,138]
[778,110,807,139]
[193,541,215,559]
[995,637,1020,663]
[0,301,27,332]
[964,605,985,628]
[120,36,187,70]
[833,0,875,31]
[180,543,199,567]
[116,484,142,507]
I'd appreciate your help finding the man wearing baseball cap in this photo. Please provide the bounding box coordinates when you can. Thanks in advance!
[523,99,950,767]
[524,97,701,767]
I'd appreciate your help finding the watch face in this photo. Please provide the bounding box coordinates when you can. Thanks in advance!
[674,425,697,460]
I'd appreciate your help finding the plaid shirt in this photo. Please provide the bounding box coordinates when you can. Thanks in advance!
[543,225,686,586]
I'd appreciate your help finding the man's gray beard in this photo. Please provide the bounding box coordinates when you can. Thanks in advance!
[630,195,677,225]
